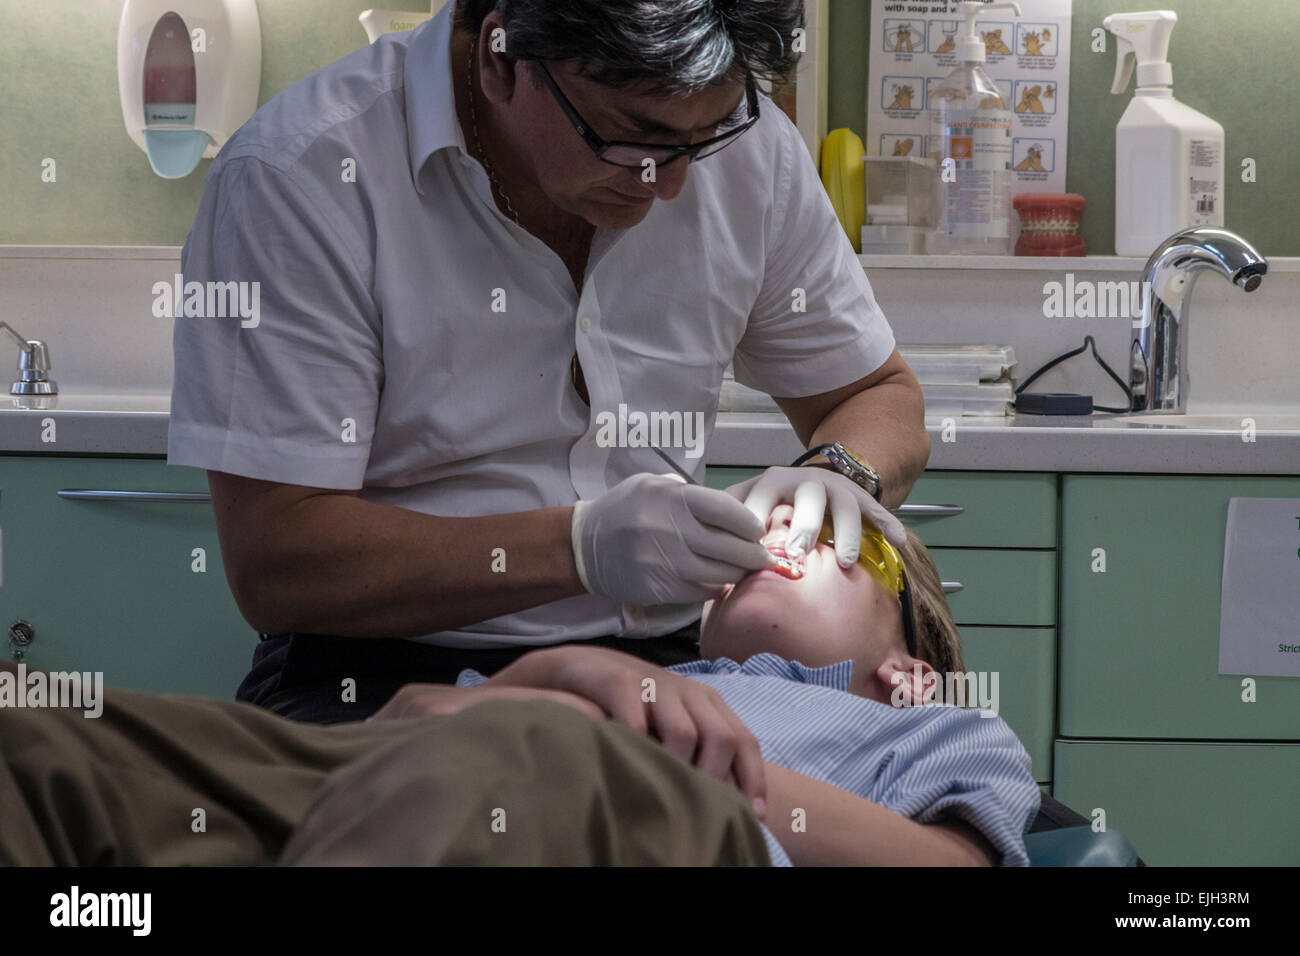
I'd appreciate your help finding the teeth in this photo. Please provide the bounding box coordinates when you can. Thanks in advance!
[772,555,804,579]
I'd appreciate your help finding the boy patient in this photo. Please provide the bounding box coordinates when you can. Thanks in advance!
[460,503,1041,866]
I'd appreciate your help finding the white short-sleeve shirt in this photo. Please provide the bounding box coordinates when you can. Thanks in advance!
[169,4,896,649]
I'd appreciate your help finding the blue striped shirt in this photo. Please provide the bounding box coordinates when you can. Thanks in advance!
[456,653,1039,866]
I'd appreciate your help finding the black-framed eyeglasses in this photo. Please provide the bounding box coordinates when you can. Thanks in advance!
[898,567,918,660]
[531,59,760,169]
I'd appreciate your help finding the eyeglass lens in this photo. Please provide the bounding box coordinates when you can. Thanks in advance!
[600,131,743,167]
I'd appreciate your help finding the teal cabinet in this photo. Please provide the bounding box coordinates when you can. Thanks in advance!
[962,626,1055,784]
[928,549,1055,627]
[1059,475,1300,740]
[704,467,765,490]
[1055,740,1300,866]
[0,456,255,697]
[899,472,1056,549]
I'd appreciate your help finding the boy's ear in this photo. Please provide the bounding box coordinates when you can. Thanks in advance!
[880,656,938,708]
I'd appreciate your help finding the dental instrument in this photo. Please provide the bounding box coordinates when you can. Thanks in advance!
[648,444,699,484]
[645,445,803,577]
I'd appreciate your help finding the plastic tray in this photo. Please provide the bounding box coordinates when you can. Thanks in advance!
[899,345,1017,385]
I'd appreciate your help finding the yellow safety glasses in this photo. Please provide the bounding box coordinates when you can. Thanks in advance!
[816,519,918,657]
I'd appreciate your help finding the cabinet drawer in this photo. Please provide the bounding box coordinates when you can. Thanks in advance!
[961,627,1055,783]
[1055,740,1300,866]
[0,456,255,697]
[930,549,1056,627]
[1059,474,1300,740]
[705,468,1057,549]
[903,472,1057,549]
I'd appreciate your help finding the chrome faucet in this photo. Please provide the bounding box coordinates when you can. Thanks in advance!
[0,322,58,395]
[1130,227,1268,412]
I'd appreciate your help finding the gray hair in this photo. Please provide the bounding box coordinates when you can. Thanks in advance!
[454,0,804,96]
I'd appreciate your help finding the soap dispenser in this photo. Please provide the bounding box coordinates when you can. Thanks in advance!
[117,0,262,179]
[926,0,1021,255]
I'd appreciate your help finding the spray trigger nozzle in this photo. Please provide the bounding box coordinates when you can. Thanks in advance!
[1104,10,1177,94]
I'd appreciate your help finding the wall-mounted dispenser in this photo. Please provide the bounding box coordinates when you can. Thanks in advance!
[117,0,262,179]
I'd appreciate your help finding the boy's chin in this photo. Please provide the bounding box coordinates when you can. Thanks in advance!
[700,601,776,646]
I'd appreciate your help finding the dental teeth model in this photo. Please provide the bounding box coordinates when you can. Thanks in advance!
[771,555,805,579]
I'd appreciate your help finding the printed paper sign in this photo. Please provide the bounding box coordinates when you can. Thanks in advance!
[1218,498,1300,678]
[866,0,1072,193]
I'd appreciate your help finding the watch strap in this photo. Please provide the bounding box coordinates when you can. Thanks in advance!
[789,444,835,468]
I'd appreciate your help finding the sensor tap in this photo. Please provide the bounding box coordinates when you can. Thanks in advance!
[1131,227,1268,412]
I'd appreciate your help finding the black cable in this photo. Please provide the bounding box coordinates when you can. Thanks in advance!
[1014,335,1134,414]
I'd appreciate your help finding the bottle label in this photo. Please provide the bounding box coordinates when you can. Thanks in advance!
[930,108,1014,238]
[1188,138,1223,226]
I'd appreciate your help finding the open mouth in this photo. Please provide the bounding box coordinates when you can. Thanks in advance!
[765,545,805,580]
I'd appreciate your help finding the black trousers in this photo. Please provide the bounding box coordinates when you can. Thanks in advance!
[235,622,705,725]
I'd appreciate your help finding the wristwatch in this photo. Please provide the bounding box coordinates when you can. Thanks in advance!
[790,441,884,502]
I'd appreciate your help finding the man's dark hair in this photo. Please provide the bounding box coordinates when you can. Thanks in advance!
[453,0,804,96]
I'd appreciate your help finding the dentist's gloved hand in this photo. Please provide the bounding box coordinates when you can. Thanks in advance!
[571,472,779,605]
[723,465,905,567]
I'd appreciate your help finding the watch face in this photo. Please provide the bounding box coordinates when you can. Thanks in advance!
[831,443,881,500]
[836,444,876,478]
[842,446,869,469]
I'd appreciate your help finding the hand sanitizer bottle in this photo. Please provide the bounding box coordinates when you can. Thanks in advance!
[1106,10,1225,256]
[926,1,1022,255]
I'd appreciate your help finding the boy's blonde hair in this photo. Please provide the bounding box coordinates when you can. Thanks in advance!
[895,526,964,675]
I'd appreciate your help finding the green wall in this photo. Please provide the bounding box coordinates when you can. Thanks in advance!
[829,0,1300,257]
[2,0,1296,256]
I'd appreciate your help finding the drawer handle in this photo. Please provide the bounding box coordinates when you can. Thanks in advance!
[58,489,212,502]
[895,504,964,517]
[941,581,964,594]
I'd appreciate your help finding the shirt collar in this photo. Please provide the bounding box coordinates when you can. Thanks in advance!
[721,653,857,692]
[404,3,469,197]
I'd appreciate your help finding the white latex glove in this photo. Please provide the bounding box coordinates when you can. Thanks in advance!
[723,465,906,567]
[571,472,778,605]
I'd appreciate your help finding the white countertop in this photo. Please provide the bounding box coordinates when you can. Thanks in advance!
[2,393,1298,475]
[707,412,1300,475]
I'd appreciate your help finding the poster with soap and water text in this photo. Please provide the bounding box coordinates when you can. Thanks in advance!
[867,0,1072,194]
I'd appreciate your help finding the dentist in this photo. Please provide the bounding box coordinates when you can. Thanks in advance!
[170,0,928,809]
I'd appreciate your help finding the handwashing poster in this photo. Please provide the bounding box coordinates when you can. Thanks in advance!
[867,0,1072,193]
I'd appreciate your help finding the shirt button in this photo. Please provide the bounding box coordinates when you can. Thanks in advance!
[579,316,591,333]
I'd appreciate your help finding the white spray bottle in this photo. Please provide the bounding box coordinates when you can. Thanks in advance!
[926,0,1021,255]
[1105,10,1224,256]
